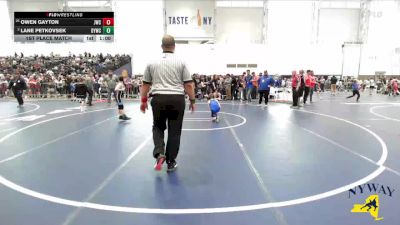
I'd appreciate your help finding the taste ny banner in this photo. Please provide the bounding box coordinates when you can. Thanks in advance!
[165,0,214,39]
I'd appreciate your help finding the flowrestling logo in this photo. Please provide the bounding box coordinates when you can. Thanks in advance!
[348,183,395,221]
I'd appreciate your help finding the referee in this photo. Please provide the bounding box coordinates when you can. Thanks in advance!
[140,35,195,172]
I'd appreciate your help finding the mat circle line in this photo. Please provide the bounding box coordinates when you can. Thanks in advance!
[183,111,246,131]
[0,103,40,120]
[369,105,400,122]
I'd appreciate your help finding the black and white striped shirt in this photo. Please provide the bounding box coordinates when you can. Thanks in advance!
[143,52,192,95]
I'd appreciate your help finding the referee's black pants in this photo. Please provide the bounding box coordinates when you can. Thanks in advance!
[151,94,185,163]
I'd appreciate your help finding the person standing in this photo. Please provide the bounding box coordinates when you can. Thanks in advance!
[258,70,274,105]
[224,74,232,100]
[239,73,246,100]
[330,75,338,95]
[251,72,259,99]
[231,75,238,100]
[85,73,94,106]
[393,79,399,96]
[309,71,317,102]
[28,75,38,98]
[140,35,195,172]
[65,75,73,98]
[369,77,375,96]
[74,77,89,112]
[298,70,305,105]
[245,71,253,102]
[319,76,325,92]
[291,70,300,108]
[104,71,117,103]
[0,74,8,98]
[387,78,393,96]
[8,73,27,107]
[39,74,49,98]
[303,70,312,104]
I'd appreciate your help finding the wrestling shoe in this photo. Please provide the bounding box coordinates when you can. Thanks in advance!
[154,154,166,171]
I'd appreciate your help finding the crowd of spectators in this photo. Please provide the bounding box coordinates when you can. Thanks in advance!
[192,71,287,101]
[191,71,335,101]
[0,52,136,99]
[1,53,399,101]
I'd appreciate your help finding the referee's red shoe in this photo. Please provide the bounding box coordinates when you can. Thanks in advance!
[154,154,166,171]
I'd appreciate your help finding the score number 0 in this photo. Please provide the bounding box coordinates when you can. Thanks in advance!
[103,18,114,26]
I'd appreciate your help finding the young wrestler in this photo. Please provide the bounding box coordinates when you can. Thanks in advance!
[74,77,89,112]
[346,80,361,102]
[208,93,221,122]
[115,76,131,120]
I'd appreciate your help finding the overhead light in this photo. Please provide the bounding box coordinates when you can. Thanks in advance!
[67,1,109,8]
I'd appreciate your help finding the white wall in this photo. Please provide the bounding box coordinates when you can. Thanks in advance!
[216,7,263,44]
[318,9,360,44]
[360,0,400,75]
[265,1,315,74]
[176,43,268,75]
[317,8,360,75]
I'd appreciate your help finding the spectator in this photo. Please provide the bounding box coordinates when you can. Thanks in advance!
[304,70,312,104]
[291,70,300,108]
[319,76,325,92]
[224,74,232,100]
[28,75,39,98]
[104,71,117,103]
[330,75,338,95]
[85,74,94,106]
[245,70,253,102]
[0,74,8,98]
[258,70,274,105]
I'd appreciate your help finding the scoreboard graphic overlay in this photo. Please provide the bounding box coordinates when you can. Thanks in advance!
[14,12,114,43]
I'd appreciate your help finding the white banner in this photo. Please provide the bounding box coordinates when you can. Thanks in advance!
[165,0,214,39]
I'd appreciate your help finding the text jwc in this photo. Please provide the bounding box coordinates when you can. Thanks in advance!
[348,183,395,198]
[168,17,212,25]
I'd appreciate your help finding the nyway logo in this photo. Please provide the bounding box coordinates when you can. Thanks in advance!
[348,183,395,221]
